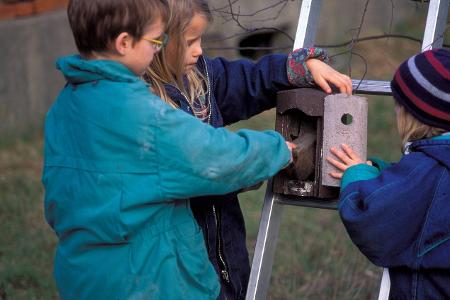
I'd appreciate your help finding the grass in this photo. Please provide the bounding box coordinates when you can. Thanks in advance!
[0,94,400,299]
[0,139,58,300]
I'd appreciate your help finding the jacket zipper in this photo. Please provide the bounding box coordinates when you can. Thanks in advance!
[167,59,229,283]
[213,205,230,283]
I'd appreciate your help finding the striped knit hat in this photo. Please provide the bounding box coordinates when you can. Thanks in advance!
[391,48,450,131]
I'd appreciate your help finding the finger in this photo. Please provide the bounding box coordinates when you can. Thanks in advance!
[343,75,353,94]
[286,141,297,151]
[329,73,353,95]
[341,144,361,162]
[338,74,352,95]
[337,77,348,94]
[329,147,346,160]
[329,172,343,179]
[341,143,355,158]
[325,74,348,94]
[326,156,348,171]
[330,147,353,165]
[340,75,352,95]
[315,76,332,94]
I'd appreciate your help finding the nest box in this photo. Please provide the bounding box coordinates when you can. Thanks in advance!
[273,88,368,199]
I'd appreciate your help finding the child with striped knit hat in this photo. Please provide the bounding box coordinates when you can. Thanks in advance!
[327,48,450,299]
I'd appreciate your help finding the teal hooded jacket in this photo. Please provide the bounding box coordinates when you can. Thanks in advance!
[42,55,291,300]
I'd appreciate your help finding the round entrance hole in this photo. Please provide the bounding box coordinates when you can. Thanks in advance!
[341,113,353,125]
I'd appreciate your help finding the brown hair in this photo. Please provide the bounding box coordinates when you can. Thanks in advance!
[68,0,168,56]
[145,0,212,107]
[396,103,446,147]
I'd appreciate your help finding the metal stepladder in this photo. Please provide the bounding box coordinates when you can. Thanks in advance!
[245,0,449,299]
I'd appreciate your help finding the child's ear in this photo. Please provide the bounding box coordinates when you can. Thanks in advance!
[114,32,133,55]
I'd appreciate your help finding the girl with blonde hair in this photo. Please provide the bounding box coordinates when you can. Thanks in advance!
[145,0,352,298]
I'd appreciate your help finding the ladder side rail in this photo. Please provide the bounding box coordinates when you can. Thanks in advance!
[246,181,285,300]
[246,1,324,299]
[421,0,449,51]
[294,0,324,48]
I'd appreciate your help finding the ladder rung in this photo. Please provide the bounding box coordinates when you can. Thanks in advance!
[352,79,392,95]
[276,194,338,210]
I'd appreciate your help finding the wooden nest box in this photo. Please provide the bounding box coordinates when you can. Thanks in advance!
[273,88,368,199]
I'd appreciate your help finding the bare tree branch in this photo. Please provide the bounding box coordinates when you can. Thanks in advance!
[347,0,371,77]
[205,0,449,79]
[213,0,288,17]
[205,34,450,51]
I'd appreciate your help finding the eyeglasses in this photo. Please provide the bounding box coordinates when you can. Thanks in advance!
[142,33,169,51]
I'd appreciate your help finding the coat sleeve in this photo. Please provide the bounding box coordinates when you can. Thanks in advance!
[153,97,291,200]
[208,48,328,125]
[368,157,392,171]
[208,54,291,125]
[338,156,443,268]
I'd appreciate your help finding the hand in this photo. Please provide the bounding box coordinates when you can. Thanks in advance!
[285,141,297,164]
[286,141,297,152]
[306,59,353,95]
[326,144,365,179]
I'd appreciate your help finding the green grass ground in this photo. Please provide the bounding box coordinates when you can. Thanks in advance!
[0,140,57,299]
[0,95,400,299]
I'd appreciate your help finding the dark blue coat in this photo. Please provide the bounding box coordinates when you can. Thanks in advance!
[339,136,450,299]
[165,54,292,299]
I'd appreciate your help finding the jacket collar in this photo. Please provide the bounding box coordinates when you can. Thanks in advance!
[409,135,450,168]
[56,55,141,85]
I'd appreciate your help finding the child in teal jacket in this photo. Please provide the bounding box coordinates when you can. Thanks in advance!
[42,1,293,299]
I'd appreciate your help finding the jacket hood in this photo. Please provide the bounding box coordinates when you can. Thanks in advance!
[411,135,450,168]
[56,55,140,84]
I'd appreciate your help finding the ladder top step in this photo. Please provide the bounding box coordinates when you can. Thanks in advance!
[352,79,392,95]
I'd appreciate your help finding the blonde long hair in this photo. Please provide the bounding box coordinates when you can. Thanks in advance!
[145,0,213,108]
[396,103,446,147]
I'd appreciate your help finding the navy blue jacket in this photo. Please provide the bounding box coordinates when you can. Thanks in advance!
[164,54,292,299]
[339,136,450,299]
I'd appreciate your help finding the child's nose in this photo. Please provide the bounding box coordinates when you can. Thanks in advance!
[193,44,203,57]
